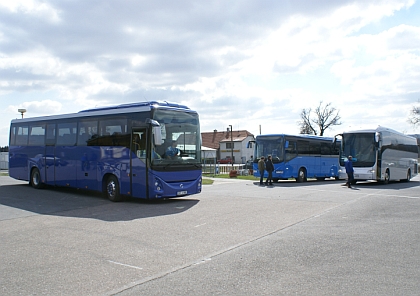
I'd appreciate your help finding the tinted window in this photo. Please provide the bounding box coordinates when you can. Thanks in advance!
[78,120,98,146]
[28,125,45,146]
[46,124,56,146]
[9,126,16,145]
[309,140,321,155]
[297,140,310,155]
[98,118,129,147]
[16,126,29,145]
[285,141,297,161]
[321,142,332,155]
[57,122,77,146]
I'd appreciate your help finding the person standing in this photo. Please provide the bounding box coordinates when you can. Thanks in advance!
[265,155,274,186]
[345,155,354,188]
[258,156,265,185]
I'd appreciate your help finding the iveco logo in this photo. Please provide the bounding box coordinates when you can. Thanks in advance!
[180,184,184,188]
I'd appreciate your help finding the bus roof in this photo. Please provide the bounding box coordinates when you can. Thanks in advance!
[11,101,194,124]
[79,101,190,113]
[343,126,416,139]
[256,134,334,141]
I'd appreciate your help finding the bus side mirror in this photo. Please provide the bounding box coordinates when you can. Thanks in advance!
[153,126,163,145]
[375,132,381,148]
[333,134,342,151]
[247,140,255,148]
[146,118,163,145]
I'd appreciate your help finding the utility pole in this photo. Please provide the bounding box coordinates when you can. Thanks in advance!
[229,125,233,167]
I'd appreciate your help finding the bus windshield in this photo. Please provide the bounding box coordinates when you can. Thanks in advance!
[255,136,284,163]
[152,109,201,166]
[341,133,376,167]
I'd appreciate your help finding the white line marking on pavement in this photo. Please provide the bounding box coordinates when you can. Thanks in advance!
[107,260,143,270]
[195,223,207,227]
[366,193,420,199]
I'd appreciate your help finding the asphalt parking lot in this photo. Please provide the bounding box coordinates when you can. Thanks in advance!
[1,175,420,295]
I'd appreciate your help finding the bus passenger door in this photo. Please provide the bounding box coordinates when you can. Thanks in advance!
[130,128,148,198]
[44,146,55,185]
[44,123,56,185]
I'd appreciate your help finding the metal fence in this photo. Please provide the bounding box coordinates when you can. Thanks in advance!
[202,163,252,176]
[0,152,8,170]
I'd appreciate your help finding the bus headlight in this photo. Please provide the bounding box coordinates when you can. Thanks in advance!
[154,178,163,191]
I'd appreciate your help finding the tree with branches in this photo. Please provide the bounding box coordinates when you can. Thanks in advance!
[298,101,342,136]
[408,103,419,128]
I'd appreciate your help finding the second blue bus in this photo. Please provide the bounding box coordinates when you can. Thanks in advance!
[252,134,340,182]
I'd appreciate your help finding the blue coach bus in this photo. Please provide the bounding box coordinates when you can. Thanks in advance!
[9,101,202,201]
[253,134,340,182]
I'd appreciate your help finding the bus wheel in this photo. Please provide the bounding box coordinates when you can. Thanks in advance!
[105,175,123,202]
[30,168,44,189]
[296,168,306,183]
[383,169,390,184]
[404,170,411,182]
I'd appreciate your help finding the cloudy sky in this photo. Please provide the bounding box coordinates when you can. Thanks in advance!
[1,0,420,146]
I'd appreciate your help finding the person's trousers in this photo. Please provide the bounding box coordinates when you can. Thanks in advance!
[259,170,265,184]
[346,172,354,186]
[266,171,273,184]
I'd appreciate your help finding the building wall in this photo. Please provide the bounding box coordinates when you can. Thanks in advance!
[0,152,8,170]
[219,135,254,163]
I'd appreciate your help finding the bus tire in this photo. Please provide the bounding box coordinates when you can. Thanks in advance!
[30,168,44,189]
[404,170,411,182]
[296,168,306,183]
[105,175,123,202]
[383,169,390,185]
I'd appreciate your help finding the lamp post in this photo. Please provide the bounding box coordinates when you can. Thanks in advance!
[228,125,233,168]
[18,109,26,119]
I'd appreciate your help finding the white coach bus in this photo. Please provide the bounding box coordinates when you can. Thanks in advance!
[335,126,418,184]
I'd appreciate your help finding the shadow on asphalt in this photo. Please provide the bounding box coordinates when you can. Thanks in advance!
[252,178,342,188]
[251,178,420,190]
[0,183,199,222]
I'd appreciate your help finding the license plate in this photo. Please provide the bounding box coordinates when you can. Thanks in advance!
[177,191,187,196]
[354,174,359,177]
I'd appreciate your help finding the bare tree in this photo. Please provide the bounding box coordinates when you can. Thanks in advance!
[298,108,316,135]
[408,104,419,128]
[298,101,342,136]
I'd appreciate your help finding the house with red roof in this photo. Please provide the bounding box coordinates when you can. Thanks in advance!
[201,129,255,163]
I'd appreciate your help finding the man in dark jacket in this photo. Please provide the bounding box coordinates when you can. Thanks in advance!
[265,155,274,186]
[345,155,354,188]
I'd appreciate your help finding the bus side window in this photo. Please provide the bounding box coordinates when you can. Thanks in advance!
[78,121,98,146]
[297,140,310,155]
[321,142,332,155]
[99,118,128,147]
[57,122,77,146]
[28,125,46,146]
[46,124,56,146]
[309,140,321,155]
[9,126,17,146]
[16,126,29,145]
[286,141,297,161]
